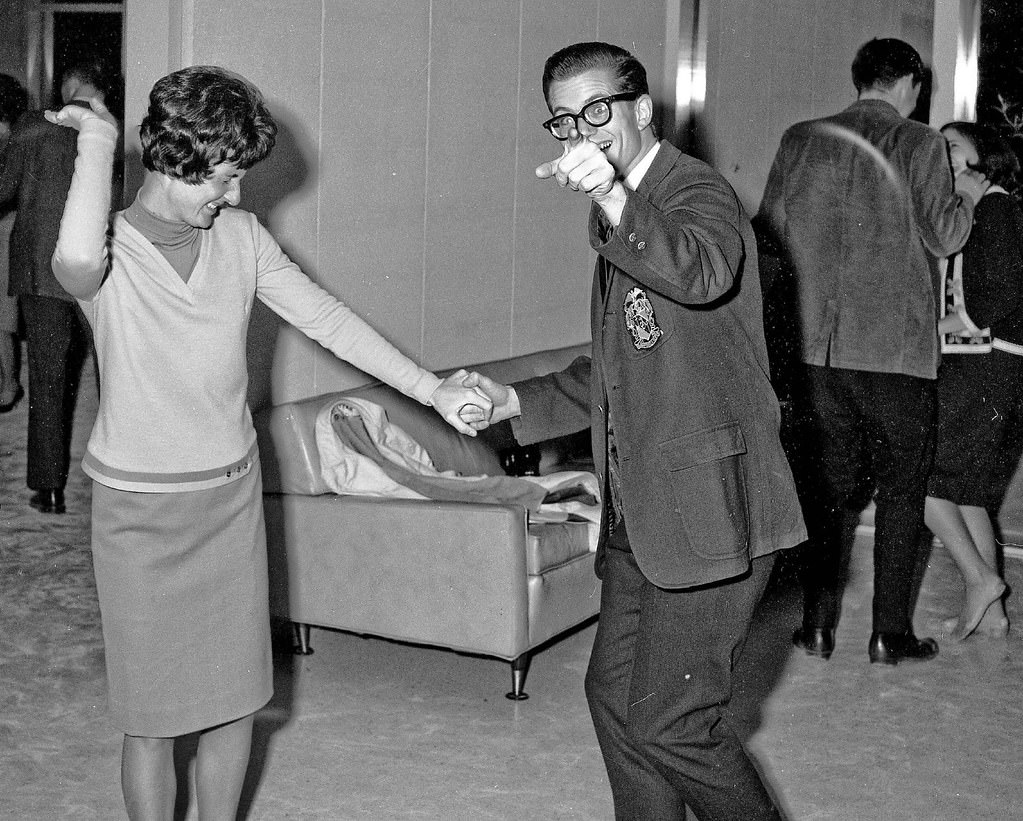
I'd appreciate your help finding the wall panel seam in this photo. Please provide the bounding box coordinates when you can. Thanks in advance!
[419,0,435,363]
[508,0,525,357]
[313,0,327,385]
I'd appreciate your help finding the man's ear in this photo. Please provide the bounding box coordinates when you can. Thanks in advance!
[892,74,921,116]
[635,94,654,131]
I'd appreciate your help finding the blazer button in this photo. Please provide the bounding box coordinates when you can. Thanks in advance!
[637,241,646,250]
[628,232,637,243]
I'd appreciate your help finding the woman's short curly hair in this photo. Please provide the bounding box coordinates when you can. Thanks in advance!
[140,65,277,183]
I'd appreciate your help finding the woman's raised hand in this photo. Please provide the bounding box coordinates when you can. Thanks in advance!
[44,96,117,133]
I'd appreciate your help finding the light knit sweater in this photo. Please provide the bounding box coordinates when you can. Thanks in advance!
[53,117,442,492]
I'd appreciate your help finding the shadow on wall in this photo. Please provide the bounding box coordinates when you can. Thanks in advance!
[122,145,143,208]
[242,107,313,412]
[910,66,934,124]
[654,99,707,165]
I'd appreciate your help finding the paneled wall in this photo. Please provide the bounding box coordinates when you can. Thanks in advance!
[118,1,959,407]
[702,0,935,212]
[124,1,675,407]
[0,1,25,79]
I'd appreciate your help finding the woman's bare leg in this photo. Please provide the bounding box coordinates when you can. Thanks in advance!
[121,734,176,821]
[195,713,254,821]
[961,504,1009,636]
[925,496,1005,640]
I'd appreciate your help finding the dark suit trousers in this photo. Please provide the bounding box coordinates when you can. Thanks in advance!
[796,364,936,634]
[20,294,95,491]
[585,522,780,821]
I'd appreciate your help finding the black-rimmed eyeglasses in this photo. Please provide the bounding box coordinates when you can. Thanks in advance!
[542,92,640,140]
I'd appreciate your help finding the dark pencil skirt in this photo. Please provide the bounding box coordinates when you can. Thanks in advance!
[928,349,1023,508]
[90,462,272,737]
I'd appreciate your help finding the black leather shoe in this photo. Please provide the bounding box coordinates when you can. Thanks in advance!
[29,489,66,514]
[793,626,835,659]
[868,632,938,665]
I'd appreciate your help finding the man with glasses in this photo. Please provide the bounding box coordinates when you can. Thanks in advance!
[466,41,805,820]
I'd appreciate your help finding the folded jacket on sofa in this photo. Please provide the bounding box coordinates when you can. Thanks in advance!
[315,396,601,528]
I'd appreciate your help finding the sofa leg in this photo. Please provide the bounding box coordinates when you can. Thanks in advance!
[506,654,530,701]
[292,622,314,655]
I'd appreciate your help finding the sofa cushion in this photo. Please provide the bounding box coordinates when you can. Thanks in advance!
[526,520,595,575]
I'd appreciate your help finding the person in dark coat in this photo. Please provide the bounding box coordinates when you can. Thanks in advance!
[0,73,28,413]
[0,58,116,513]
[756,38,986,665]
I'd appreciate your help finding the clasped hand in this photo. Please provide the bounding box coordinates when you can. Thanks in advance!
[432,370,521,435]
[430,370,496,436]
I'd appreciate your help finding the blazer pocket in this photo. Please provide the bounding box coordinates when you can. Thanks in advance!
[658,422,750,561]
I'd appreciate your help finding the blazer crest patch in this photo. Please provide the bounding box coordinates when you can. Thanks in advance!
[624,287,662,350]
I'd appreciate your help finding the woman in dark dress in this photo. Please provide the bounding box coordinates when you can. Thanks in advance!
[925,121,1023,640]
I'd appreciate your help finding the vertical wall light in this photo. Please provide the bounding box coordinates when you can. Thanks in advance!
[932,0,981,124]
[953,0,981,120]
[671,0,709,158]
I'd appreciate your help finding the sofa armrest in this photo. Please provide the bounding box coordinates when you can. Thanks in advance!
[264,494,532,660]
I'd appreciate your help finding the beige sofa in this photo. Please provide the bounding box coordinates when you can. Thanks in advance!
[253,344,600,699]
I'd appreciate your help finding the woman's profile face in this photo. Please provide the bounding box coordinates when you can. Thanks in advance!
[942,127,980,177]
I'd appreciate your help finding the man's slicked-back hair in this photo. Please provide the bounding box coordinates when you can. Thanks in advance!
[851,38,925,93]
[140,65,277,184]
[542,42,648,107]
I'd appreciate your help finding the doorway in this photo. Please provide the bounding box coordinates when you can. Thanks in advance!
[29,1,123,117]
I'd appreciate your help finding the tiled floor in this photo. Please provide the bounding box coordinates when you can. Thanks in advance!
[2,357,1022,820]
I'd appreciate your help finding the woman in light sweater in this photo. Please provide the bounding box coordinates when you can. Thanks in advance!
[47,67,489,820]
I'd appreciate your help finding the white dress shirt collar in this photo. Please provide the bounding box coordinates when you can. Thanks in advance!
[623,141,661,191]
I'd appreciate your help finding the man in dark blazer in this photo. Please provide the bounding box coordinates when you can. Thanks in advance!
[466,42,805,821]
[0,59,114,514]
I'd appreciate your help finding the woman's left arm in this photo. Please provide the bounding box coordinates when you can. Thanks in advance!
[253,226,490,434]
